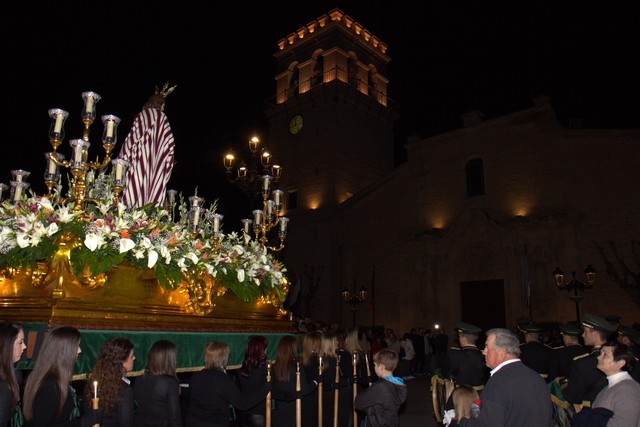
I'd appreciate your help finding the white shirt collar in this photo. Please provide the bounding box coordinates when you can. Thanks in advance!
[490,358,520,376]
[122,376,131,385]
[607,371,632,387]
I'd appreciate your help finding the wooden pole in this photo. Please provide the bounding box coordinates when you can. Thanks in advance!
[334,354,340,427]
[352,352,358,426]
[266,362,272,427]
[318,356,323,427]
[296,361,302,427]
[364,353,372,387]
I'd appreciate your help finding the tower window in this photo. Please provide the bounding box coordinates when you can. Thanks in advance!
[466,158,485,197]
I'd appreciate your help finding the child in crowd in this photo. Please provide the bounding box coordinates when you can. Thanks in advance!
[354,349,407,427]
[442,385,480,426]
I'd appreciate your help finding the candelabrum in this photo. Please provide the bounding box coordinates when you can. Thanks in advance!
[45,92,129,212]
[553,265,596,324]
[224,136,288,251]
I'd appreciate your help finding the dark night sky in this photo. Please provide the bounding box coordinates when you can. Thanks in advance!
[1,2,637,226]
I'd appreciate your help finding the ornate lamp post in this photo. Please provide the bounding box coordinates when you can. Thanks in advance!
[223,136,288,251]
[553,265,596,324]
[341,281,368,327]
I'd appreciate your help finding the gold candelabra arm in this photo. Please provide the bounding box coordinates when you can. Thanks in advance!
[82,117,94,142]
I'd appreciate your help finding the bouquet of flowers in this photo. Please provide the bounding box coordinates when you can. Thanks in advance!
[0,192,287,303]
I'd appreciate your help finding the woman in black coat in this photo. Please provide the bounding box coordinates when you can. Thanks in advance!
[186,341,270,427]
[271,335,317,427]
[84,338,136,427]
[23,326,102,427]
[237,336,270,427]
[133,340,182,427]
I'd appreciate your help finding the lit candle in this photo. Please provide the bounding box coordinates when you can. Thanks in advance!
[167,189,176,204]
[241,219,253,234]
[74,145,83,163]
[192,209,201,227]
[266,200,274,216]
[106,120,114,138]
[85,95,94,114]
[262,175,272,190]
[93,380,98,399]
[279,217,289,233]
[54,113,64,133]
[253,210,263,225]
[115,162,123,180]
[47,158,57,174]
[212,214,223,233]
[273,189,283,206]
[13,185,22,201]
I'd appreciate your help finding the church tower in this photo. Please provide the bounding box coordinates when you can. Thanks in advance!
[265,9,396,323]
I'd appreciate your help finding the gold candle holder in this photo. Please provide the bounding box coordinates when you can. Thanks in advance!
[91,397,100,427]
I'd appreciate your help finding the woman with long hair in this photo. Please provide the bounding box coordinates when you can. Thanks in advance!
[0,321,26,427]
[186,341,270,427]
[237,336,269,427]
[272,335,317,427]
[84,338,135,427]
[133,340,182,426]
[23,325,102,427]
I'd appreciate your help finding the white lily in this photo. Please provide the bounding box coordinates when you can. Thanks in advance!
[119,238,135,253]
[237,269,245,282]
[147,250,159,268]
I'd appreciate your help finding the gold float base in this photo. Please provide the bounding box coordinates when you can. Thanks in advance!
[0,262,295,333]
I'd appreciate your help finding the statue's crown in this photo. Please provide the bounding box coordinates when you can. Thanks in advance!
[155,82,177,98]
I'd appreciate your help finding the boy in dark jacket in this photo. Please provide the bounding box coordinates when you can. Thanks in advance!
[354,349,407,427]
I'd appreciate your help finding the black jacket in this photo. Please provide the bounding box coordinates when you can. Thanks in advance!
[186,368,269,427]
[101,379,134,427]
[133,372,182,427]
[354,376,407,427]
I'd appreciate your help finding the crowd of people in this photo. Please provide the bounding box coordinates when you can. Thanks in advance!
[0,322,410,427]
[439,314,640,427]
[1,313,639,427]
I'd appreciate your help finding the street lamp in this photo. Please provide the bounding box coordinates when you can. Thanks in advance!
[223,136,282,200]
[341,281,368,327]
[223,136,288,251]
[553,265,597,324]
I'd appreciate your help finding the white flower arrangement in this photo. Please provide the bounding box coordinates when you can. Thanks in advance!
[0,193,288,303]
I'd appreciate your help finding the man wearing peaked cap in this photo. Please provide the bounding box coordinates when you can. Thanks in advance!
[617,325,640,383]
[519,324,552,380]
[564,314,613,405]
[548,323,585,382]
[443,321,488,389]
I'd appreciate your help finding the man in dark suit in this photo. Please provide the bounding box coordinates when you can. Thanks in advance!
[564,313,615,406]
[458,328,553,426]
[443,321,488,389]
[519,324,553,380]
[548,323,585,382]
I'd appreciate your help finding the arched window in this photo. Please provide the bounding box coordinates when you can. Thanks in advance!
[466,158,485,197]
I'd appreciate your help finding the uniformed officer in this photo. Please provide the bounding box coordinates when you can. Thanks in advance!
[617,324,640,382]
[443,321,488,389]
[548,323,584,382]
[564,313,615,406]
[519,324,552,380]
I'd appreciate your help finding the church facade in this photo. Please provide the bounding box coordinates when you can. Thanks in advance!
[266,9,640,333]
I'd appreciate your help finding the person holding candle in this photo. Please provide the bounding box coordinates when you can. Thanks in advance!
[84,338,135,427]
[22,325,102,427]
[133,340,182,426]
[0,321,27,427]
[186,341,270,427]
[237,336,270,427]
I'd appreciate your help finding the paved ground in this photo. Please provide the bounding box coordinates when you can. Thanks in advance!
[399,374,439,427]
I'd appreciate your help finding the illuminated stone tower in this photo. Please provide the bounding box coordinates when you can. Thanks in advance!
[265,9,396,323]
